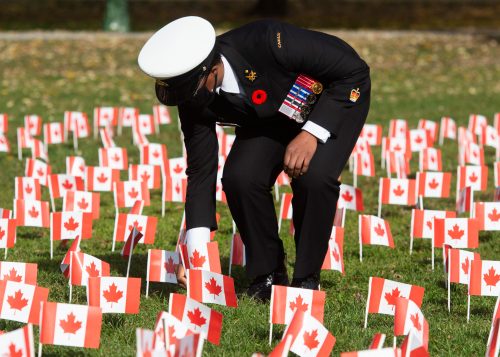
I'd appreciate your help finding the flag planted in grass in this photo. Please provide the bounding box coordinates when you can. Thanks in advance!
[0,261,37,285]
[187,270,237,308]
[0,280,49,324]
[87,276,141,314]
[0,324,34,357]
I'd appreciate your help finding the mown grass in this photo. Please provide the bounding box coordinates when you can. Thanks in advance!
[0,30,499,356]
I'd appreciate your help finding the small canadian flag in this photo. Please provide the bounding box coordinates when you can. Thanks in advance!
[52,208,73,243]
[30,139,48,161]
[187,270,238,308]
[39,301,102,349]
[270,285,326,325]
[94,106,118,128]
[458,126,476,146]
[456,186,473,214]
[354,152,375,177]
[114,181,150,208]
[469,259,500,297]
[457,165,488,192]
[153,311,193,349]
[153,104,172,125]
[17,127,34,149]
[379,178,417,206]
[439,116,456,141]
[338,184,364,211]
[419,147,442,171]
[63,111,88,138]
[389,119,408,138]
[113,213,157,246]
[416,171,451,198]
[445,247,480,285]
[0,133,10,152]
[132,130,149,148]
[461,141,484,166]
[162,175,187,203]
[25,158,51,186]
[140,143,169,171]
[48,174,84,199]
[360,123,382,146]
[147,249,179,284]
[134,114,156,135]
[99,127,116,148]
[474,202,500,231]
[14,199,50,227]
[70,252,110,286]
[60,236,81,278]
[418,119,439,144]
[0,218,17,249]
[359,215,394,248]
[0,261,37,285]
[385,151,409,178]
[169,293,223,345]
[394,297,429,350]
[321,226,345,274]
[180,241,221,274]
[0,324,34,357]
[169,157,187,178]
[118,107,138,128]
[468,114,488,136]
[99,147,128,170]
[411,209,456,240]
[24,115,42,136]
[480,125,499,148]
[433,217,479,249]
[382,136,411,161]
[400,329,429,357]
[352,137,373,156]
[272,311,336,357]
[409,129,431,152]
[85,166,120,192]
[43,122,65,145]
[15,176,41,200]
[66,155,86,178]
[366,277,425,318]
[279,193,294,228]
[0,280,49,324]
[63,190,101,220]
[129,164,162,190]
[87,276,141,314]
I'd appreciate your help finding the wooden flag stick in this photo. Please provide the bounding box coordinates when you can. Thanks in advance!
[364,277,372,328]
[358,215,363,262]
[145,249,150,298]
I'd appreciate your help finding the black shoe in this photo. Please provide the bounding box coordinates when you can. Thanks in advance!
[291,272,320,290]
[247,265,289,302]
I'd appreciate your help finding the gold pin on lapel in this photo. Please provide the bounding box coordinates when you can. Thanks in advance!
[244,69,257,82]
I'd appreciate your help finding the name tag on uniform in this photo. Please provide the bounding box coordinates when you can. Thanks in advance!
[278,74,323,123]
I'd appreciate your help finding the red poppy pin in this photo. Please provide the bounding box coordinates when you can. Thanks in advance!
[251,89,267,105]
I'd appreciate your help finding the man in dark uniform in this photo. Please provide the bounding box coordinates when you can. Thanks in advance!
[138,16,370,300]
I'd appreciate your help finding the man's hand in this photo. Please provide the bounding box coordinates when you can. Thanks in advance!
[176,263,187,288]
[283,130,318,179]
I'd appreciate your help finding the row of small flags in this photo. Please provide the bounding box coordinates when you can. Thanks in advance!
[0,109,499,356]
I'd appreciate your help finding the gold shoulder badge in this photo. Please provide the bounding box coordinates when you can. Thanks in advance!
[311,82,323,95]
[244,69,257,82]
[349,88,360,102]
[276,32,282,48]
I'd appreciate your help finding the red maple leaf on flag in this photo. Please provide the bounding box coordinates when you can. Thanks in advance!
[414,135,423,144]
[332,248,340,262]
[164,256,176,275]
[410,313,422,331]
[461,257,470,275]
[112,153,120,162]
[79,165,85,173]
[187,308,206,327]
[289,295,309,312]
[62,179,73,190]
[469,172,478,183]
[28,206,39,218]
[430,155,435,163]
[86,261,100,277]
[140,171,150,183]
[205,277,222,297]
[367,131,373,138]
[77,198,89,210]
[341,191,353,202]
[36,168,44,177]
[384,287,401,309]
[152,150,160,158]
[25,184,33,194]
[483,267,500,290]
[7,290,28,311]
[426,221,432,230]
[7,343,23,357]
[393,185,405,196]
[96,173,108,183]
[374,223,385,237]
[53,129,59,137]
[488,208,500,222]
[103,283,123,305]
[393,144,402,151]
[64,217,79,231]
[3,268,22,282]
[173,164,183,174]
[168,325,178,346]
[59,312,82,334]
[128,187,139,199]
[428,178,439,189]
[448,224,464,240]
[128,220,143,232]
[189,250,206,268]
[0,227,5,240]
[303,329,320,350]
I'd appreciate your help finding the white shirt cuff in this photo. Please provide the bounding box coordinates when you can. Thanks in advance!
[302,121,331,143]
[185,227,211,245]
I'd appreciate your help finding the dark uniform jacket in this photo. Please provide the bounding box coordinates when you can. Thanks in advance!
[178,19,370,231]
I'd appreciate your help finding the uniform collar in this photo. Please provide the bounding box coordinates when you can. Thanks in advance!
[217,55,240,94]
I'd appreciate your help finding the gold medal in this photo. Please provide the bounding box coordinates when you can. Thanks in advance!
[311,82,323,95]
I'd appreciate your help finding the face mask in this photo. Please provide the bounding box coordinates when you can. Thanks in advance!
[188,73,217,108]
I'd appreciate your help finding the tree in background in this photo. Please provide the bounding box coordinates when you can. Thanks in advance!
[104,0,130,32]
[252,0,288,16]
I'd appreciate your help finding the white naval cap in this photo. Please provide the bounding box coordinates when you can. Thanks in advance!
[138,16,216,79]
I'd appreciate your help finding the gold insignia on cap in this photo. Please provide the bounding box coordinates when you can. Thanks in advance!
[244,70,257,82]
[349,88,360,102]
[156,79,169,87]
[311,82,323,95]
[276,32,282,48]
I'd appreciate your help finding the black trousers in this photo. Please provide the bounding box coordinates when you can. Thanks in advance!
[221,83,370,280]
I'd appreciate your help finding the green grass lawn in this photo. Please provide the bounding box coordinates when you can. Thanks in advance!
[0,30,499,356]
